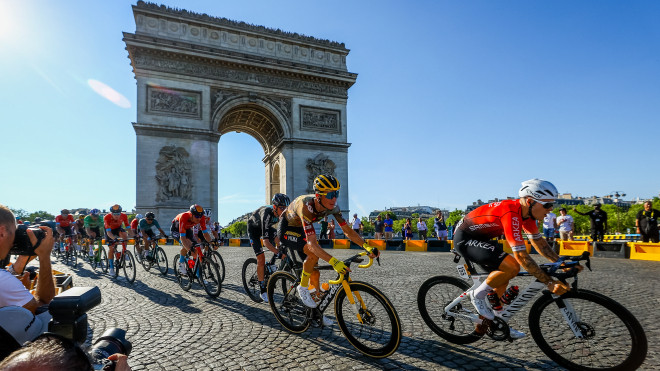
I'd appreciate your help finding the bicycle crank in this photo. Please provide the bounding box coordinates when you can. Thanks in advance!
[486,317,511,342]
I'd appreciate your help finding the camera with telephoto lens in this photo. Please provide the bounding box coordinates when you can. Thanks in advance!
[10,224,46,255]
[89,328,132,370]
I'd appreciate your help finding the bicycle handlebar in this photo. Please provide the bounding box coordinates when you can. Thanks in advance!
[541,251,591,281]
[328,251,374,284]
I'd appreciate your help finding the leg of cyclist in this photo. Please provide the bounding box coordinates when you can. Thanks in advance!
[56,226,65,252]
[142,232,152,259]
[248,227,268,301]
[179,229,195,274]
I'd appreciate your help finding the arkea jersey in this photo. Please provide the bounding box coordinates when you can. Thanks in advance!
[173,212,208,234]
[104,213,129,230]
[456,199,539,252]
[55,214,74,227]
[283,194,346,237]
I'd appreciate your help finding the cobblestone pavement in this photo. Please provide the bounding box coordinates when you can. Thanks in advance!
[49,246,658,370]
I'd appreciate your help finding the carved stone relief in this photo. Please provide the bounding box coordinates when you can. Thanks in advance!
[300,106,341,134]
[211,88,292,123]
[306,153,336,192]
[155,146,193,202]
[147,85,201,118]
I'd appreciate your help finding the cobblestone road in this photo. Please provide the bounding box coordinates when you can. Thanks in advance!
[49,246,658,370]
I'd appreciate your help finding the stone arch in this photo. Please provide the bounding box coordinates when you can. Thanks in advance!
[270,162,281,195]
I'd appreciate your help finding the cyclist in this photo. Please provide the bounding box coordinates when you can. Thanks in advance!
[247,193,290,302]
[138,212,167,260]
[55,209,75,252]
[130,214,143,257]
[84,209,104,257]
[172,205,212,274]
[277,174,378,318]
[103,204,130,271]
[75,213,87,244]
[453,179,574,339]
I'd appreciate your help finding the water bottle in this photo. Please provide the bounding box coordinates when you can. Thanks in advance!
[500,285,519,305]
[187,258,195,270]
[486,291,502,311]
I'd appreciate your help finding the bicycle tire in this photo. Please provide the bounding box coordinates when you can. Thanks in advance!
[111,249,120,279]
[133,243,142,264]
[173,254,192,291]
[71,246,78,267]
[199,258,222,298]
[242,258,264,302]
[529,289,647,371]
[123,251,136,284]
[267,271,310,333]
[417,275,482,345]
[93,246,108,273]
[335,281,402,358]
[209,250,226,283]
[141,249,152,272]
[155,247,168,276]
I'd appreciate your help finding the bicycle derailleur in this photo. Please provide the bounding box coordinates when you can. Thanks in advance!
[485,317,513,343]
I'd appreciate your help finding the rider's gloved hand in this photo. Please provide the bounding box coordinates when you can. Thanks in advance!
[329,257,350,275]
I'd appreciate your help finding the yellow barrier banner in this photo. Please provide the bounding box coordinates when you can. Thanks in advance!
[365,239,386,250]
[229,238,241,247]
[559,241,593,256]
[405,240,427,252]
[333,239,351,249]
[628,242,660,261]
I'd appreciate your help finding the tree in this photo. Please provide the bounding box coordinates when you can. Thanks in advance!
[378,211,397,221]
[361,217,374,235]
[228,221,247,237]
[27,211,55,222]
[445,209,464,227]
[9,207,29,219]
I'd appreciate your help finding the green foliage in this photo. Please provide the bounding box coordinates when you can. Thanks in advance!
[361,217,374,234]
[228,221,247,237]
[9,208,29,219]
[411,213,419,218]
[379,211,397,221]
[445,209,464,227]
[27,211,55,221]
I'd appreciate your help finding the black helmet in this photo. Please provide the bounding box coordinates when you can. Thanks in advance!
[313,174,340,193]
[34,217,42,223]
[271,193,291,207]
[110,205,122,214]
[189,204,204,218]
[145,212,155,219]
[61,209,70,215]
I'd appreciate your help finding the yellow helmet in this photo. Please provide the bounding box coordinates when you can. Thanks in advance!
[313,174,340,193]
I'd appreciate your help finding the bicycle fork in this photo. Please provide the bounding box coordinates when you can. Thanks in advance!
[552,295,585,339]
[341,279,368,324]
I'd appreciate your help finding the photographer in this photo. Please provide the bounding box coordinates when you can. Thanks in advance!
[0,205,55,313]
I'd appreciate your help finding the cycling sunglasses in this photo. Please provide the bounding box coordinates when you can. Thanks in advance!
[146,218,154,221]
[532,199,554,209]
[321,190,340,200]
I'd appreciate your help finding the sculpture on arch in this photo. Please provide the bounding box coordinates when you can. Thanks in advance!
[155,145,193,202]
[306,153,336,192]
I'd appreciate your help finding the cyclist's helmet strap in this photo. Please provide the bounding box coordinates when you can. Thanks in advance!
[313,174,340,193]
[190,204,204,218]
[271,193,291,207]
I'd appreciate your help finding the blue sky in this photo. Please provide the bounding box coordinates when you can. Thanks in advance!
[1,0,659,225]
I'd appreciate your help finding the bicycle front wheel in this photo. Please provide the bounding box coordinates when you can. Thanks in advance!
[417,275,482,345]
[242,258,263,302]
[200,259,222,298]
[209,250,226,282]
[335,281,402,358]
[155,247,168,276]
[133,242,142,264]
[173,254,192,291]
[529,289,647,371]
[123,251,136,284]
[93,247,108,273]
[267,271,310,333]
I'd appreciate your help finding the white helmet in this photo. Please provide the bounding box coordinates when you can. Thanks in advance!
[136,214,144,219]
[518,179,558,201]
[204,209,212,217]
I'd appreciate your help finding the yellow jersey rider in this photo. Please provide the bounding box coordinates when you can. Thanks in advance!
[277,175,379,312]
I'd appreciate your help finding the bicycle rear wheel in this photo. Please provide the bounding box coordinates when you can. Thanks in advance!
[123,251,136,284]
[199,259,222,298]
[267,271,310,333]
[209,250,225,282]
[173,254,192,291]
[154,247,168,276]
[417,275,482,344]
[133,243,142,264]
[242,258,263,302]
[335,281,402,358]
[93,246,108,273]
[529,289,647,371]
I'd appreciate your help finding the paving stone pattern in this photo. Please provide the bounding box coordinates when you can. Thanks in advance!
[52,247,658,370]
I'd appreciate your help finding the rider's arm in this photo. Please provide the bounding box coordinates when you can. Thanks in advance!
[304,230,334,263]
[529,235,560,262]
[512,250,554,286]
[260,209,279,254]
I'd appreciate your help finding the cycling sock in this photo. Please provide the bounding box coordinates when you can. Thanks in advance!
[179,255,186,263]
[300,270,311,287]
[259,280,266,293]
[474,281,494,300]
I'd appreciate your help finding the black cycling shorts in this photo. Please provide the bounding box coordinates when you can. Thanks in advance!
[453,229,507,273]
[59,225,74,236]
[105,227,124,240]
[143,229,156,239]
[247,226,265,256]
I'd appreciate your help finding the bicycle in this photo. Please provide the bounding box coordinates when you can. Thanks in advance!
[202,240,226,283]
[108,238,136,284]
[173,242,222,298]
[139,236,168,276]
[81,236,108,273]
[417,251,648,370]
[132,232,143,264]
[267,249,402,358]
[242,250,295,303]
[61,234,78,267]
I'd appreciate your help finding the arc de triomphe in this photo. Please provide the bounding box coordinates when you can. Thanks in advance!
[123,2,357,223]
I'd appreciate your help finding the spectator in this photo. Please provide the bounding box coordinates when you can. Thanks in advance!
[417,217,427,241]
[636,201,660,243]
[319,216,328,240]
[0,205,56,357]
[383,213,393,240]
[0,332,132,371]
[574,204,608,242]
[372,216,384,240]
[556,208,574,241]
[434,211,448,241]
[543,210,557,244]
[15,217,22,225]
[328,219,336,240]
[404,218,413,240]
[351,214,362,236]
